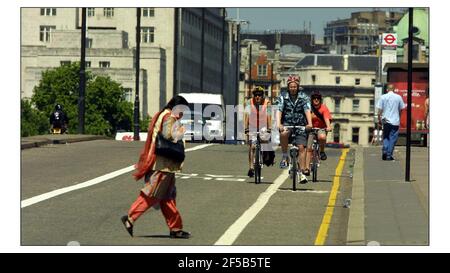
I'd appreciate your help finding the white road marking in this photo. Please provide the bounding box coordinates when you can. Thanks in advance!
[214,170,289,245]
[21,144,214,208]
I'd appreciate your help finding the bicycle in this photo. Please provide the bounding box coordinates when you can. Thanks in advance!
[248,128,271,184]
[309,128,322,182]
[283,125,306,191]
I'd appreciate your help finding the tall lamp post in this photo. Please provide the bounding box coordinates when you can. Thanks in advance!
[405,8,414,182]
[228,18,248,142]
[133,8,141,141]
[78,8,86,134]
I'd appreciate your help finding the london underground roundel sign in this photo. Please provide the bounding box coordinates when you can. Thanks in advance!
[382,33,397,47]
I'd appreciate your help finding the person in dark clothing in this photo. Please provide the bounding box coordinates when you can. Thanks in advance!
[49,104,69,134]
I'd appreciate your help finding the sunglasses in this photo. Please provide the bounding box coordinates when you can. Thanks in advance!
[254,93,263,97]
[312,97,321,100]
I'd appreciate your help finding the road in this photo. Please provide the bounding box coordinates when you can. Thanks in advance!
[21,140,354,246]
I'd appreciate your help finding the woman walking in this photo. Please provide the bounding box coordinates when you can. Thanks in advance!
[121,95,191,239]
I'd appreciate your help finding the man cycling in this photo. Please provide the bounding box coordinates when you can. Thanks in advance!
[244,86,272,177]
[276,75,312,184]
[305,91,332,173]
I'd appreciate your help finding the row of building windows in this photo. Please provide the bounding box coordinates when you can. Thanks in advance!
[39,25,155,44]
[40,8,155,18]
[182,10,223,41]
[310,75,376,86]
[333,98,374,113]
[60,60,110,68]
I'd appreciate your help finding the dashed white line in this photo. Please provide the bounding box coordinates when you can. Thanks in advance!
[21,144,215,208]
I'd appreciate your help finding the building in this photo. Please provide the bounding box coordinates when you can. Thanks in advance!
[281,54,379,146]
[21,8,238,117]
[241,30,321,54]
[324,10,404,55]
[392,8,429,63]
[239,40,281,105]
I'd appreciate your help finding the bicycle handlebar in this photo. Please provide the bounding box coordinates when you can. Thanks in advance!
[283,125,306,130]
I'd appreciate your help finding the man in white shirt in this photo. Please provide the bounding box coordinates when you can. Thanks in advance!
[376,83,406,161]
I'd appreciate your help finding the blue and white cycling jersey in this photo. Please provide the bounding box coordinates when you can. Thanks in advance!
[276,90,311,136]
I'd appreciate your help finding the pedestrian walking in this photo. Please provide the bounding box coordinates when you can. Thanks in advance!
[377,83,406,161]
[121,95,191,239]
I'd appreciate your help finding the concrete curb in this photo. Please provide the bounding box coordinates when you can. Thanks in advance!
[346,146,365,245]
[21,135,109,150]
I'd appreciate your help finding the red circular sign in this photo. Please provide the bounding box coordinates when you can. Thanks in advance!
[384,34,396,45]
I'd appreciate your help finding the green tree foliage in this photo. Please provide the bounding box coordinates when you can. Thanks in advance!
[21,99,48,137]
[27,62,134,136]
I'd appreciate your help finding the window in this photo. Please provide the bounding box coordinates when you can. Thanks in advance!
[103,8,114,17]
[355,78,360,85]
[312,75,316,83]
[142,8,155,17]
[334,98,341,113]
[99,61,110,68]
[85,61,91,68]
[352,127,360,143]
[87,8,95,17]
[353,99,360,112]
[333,124,340,142]
[123,88,133,102]
[369,99,374,113]
[40,8,56,16]
[86,38,93,48]
[335,76,341,84]
[60,61,71,66]
[257,65,267,76]
[371,78,376,85]
[39,25,55,42]
[368,127,374,143]
[141,27,155,43]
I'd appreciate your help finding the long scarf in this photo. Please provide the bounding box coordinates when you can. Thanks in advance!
[132,109,170,180]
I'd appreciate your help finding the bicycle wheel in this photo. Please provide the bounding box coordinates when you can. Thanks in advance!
[311,144,319,182]
[312,160,318,182]
[254,147,261,184]
[291,158,297,191]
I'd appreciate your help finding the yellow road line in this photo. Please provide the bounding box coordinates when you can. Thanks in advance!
[314,148,349,245]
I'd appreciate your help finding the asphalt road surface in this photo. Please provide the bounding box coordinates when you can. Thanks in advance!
[21,140,354,246]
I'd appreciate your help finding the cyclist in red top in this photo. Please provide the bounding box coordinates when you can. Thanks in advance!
[306,91,332,173]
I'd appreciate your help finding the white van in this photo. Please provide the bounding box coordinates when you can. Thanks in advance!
[178,93,225,142]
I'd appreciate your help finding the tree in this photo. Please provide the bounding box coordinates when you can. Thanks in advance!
[29,62,133,136]
[21,99,48,137]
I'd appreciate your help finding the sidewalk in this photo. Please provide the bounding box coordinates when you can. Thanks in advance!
[21,134,109,150]
[347,145,429,246]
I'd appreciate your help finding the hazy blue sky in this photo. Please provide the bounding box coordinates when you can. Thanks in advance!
[226,8,405,39]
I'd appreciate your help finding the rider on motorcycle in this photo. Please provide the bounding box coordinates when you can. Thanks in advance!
[49,104,69,134]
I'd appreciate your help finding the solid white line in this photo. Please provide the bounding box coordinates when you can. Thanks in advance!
[214,169,289,245]
[21,143,215,208]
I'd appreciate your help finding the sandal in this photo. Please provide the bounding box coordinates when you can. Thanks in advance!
[170,230,191,239]
[121,215,134,237]
[303,169,310,176]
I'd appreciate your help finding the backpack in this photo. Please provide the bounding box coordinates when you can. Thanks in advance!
[262,151,275,167]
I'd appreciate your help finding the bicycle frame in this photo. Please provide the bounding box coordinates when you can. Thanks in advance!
[253,132,263,184]
[284,125,306,191]
[309,128,321,182]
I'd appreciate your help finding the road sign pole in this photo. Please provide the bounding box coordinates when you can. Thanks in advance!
[405,8,413,182]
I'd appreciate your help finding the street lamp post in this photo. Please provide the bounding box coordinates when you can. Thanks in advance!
[78,8,86,134]
[133,8,141,141]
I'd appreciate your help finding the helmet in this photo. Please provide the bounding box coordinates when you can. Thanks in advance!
[252,86,265,96]
[287,75,300,87]
[311,91,322,102]
[55,104,63,111]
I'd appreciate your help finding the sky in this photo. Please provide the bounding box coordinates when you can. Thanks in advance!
[226,8,406,39]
